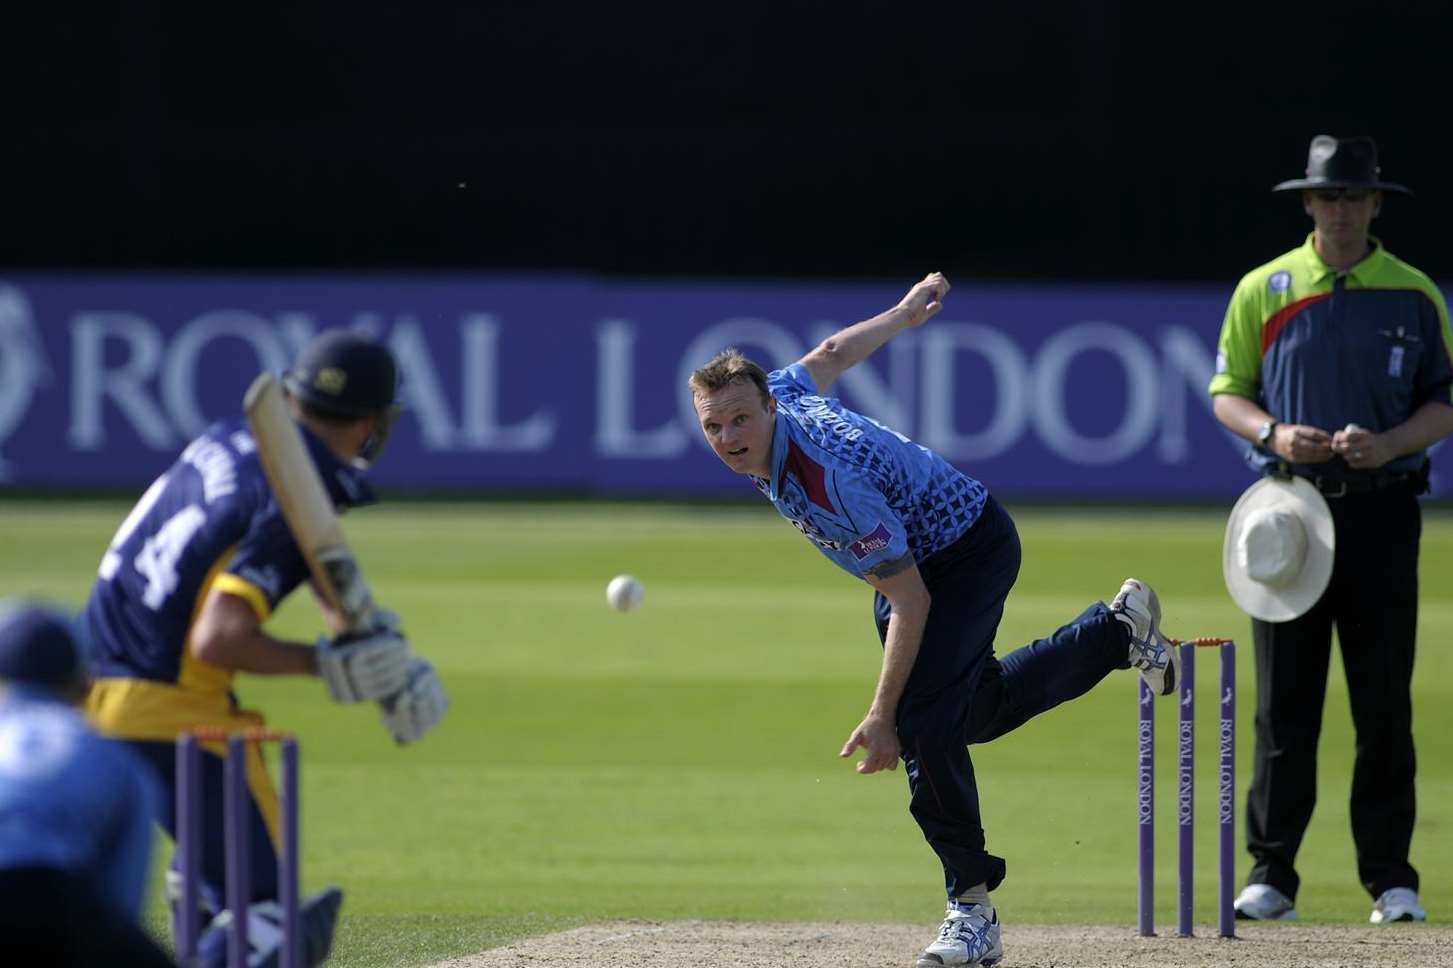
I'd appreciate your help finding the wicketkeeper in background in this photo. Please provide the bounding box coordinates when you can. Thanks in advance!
[690,274,1181,968]
[83,331,447,967]
[0,600,174,968]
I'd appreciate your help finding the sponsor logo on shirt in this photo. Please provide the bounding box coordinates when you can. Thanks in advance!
[798,398,864,441]
[238,564,282,600]
[849,522,892,561]
[1214,352,1227,374]
[788,515,842,551]
[1268,271,1292,293]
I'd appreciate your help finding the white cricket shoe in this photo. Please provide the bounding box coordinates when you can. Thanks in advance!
[1371,887,1426,923]
[1233,883,1298,921]
[916,904,1002,967]
[1111,578,1180,696]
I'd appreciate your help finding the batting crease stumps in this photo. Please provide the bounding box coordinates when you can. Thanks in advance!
[1137,638,1235,939]
[175,728,302,968]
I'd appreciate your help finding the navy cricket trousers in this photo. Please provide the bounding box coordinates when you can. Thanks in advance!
[873,495,1131,897]
[128,739,281,917]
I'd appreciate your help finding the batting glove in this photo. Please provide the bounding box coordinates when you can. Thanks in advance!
[378,657,448,745]
[316,612,412,703]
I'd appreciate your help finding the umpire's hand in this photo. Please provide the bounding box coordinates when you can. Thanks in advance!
[1332,423,1391,470]
[1269,422,1334,464]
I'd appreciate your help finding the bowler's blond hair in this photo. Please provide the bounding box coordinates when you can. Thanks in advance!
[688,348,771,408]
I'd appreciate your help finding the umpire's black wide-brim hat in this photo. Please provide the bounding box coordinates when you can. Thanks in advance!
[1272,134,1412,194]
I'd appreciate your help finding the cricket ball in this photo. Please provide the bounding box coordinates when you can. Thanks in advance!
[606,574,645,612]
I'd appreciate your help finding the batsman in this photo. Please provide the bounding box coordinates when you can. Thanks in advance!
[690,274,1180,968]
[83,330,447,968]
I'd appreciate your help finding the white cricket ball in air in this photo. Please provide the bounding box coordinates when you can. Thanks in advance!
[606,574,645,612]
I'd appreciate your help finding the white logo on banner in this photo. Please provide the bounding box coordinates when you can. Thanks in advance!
[606,317,1214,465]
[0,283,1236,481]
[0,285,54,481]
[61,308,552,456]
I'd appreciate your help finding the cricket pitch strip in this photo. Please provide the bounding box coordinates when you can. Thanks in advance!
[427,919,1453,967]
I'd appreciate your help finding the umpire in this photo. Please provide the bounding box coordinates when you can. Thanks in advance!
[1209,135,1453,923]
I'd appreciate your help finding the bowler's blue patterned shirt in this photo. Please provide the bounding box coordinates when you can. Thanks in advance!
[752,364,986,579]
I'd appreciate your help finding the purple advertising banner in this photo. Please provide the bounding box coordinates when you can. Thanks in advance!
[1,273,1449,498]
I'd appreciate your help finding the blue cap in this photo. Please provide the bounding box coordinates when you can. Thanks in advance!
[0,600,85,689]
[283,330,399,419]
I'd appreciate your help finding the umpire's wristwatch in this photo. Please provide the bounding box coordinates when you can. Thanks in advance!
[1257,419,1278,448]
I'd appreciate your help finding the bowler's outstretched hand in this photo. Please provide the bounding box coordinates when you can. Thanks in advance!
[897,272,951,327]
[840,712,901,774]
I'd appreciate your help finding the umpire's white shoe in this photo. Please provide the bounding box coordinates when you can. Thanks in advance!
[1233,883,1298,921]
[1111,578,1179,696]
[916,904,1002,967]
[1371,887,1426,923]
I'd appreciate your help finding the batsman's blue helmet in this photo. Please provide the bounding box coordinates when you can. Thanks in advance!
[284,330,399,419]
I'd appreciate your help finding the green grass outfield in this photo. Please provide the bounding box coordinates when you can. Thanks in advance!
[2,500,1450,966]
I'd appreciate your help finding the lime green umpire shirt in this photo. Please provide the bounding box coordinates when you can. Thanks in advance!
[1208,233,1453,480]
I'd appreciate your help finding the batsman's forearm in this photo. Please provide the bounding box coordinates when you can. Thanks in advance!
[196,632,319,675]
[869,601,928,719]
[191,590,320,675]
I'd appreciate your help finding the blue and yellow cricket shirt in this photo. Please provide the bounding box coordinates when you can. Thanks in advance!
[1209,234,1453,479]
[753,364,987,579]
[83,417,373,740]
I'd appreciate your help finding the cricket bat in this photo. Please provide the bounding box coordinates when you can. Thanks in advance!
[244,371,375,634]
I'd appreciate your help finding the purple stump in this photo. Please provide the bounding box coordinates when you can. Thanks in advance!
[1177,643,1195,937]
[175,735,203,966]
[1137,677,1155,936]
[1219,643,1237,938]
[280,738,301,968]
[224,736,251,968]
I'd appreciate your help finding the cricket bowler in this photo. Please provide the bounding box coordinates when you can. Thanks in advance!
[689,273,1180,967]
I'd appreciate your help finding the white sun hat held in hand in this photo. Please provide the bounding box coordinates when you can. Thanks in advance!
[1223,476,1334,622]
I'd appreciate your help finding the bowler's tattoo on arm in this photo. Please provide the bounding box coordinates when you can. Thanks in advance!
[864,553,915,581]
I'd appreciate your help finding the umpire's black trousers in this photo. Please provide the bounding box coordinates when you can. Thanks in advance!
[1246,480,1421,901]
